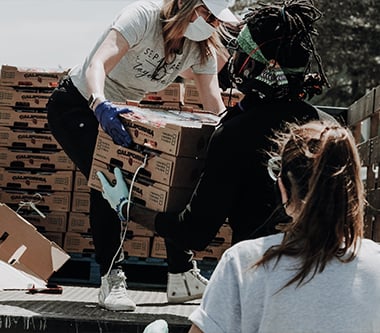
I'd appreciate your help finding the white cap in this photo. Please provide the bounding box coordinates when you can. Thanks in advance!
[202,0,239,24]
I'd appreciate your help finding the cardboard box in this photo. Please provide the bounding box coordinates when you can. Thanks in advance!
[0,64,67,88]
[150,236,167,259]
[0,188,72,212]
[142,82,185,103]
[0,260,46,289]
[0,147,75,170]
[193,228,232,260]
[193,240,230,260]
[19,211,68,233]
[184,82,202,105]
[41,231,64,248]
[118,105,219,157]
[0,86,52,108]
[184,82,244,108]
[88,159,193,212]
[0,106,49,129]
[123,236,150,258]
[192,223,232,260]
[73,171,90,192]
[216,223,233,244]
[0,203,70,283]
[127,221,154,237]
[71,191,90,213]
[0,168,73,191]
[94,130,205,187]
[0,126,62,150]
[221,90,244,107]
[67,212,91,233]
[63,232,94,253]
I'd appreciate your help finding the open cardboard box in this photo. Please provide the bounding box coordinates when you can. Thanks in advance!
[0,203,70,289]
[117,104,219,157]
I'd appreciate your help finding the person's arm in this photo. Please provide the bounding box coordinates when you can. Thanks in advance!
[180,49,230,81]
[85,29,130,109]
[127,204,159,233]
[97,167,159,231]
[192,73,225,115]
[85,29,133,147]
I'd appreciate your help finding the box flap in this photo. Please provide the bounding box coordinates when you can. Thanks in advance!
[0,203,70,282]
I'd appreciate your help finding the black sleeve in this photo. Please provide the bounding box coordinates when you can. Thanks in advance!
[155,123,239,251]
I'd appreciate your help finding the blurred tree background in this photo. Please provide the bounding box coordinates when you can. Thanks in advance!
[230,0,380,107]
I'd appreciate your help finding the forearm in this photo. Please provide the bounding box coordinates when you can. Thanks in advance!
[85,30,129,100]
[193,74,225,115]
[125,204,159,233]
[85,62,107,110]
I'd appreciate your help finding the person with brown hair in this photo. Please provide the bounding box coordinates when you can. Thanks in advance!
[97,0,340,310]
[188,120,380,333]
[46,0,239,312]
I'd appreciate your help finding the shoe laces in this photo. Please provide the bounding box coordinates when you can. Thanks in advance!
[189,260,208,284]
[109,271,128,298]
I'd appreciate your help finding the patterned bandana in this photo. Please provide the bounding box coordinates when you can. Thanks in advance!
[236,26,305,75]
[237,25,268,64]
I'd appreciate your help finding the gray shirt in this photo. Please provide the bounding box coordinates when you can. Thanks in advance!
[70,0,217,101]
[190,234,380,333]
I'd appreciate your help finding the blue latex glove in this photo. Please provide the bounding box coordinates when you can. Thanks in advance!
[94,100,133,147]
[96,167,130,221]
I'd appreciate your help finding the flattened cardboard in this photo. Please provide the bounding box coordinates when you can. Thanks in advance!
[0,203,70,284]
[0,260,46,289]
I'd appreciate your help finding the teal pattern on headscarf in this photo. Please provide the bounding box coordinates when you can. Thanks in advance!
[236,25,305,74]
[237,26,268,64]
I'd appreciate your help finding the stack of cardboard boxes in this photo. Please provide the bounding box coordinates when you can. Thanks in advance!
[0,65,72,247]
[86,98,233,260]
[0,65,71,286]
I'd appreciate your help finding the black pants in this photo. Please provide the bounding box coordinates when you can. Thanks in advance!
[47,76,193,275]
[47,77,124,276]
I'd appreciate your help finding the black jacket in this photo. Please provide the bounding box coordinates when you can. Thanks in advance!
[156,94,335,249]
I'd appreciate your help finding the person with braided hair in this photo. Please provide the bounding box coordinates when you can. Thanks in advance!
[98,0,339,306]
[188,120,380,333]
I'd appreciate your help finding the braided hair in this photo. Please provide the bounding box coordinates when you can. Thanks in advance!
[230,0,328,100]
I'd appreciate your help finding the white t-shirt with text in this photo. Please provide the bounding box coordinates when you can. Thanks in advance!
[190,233,380,333]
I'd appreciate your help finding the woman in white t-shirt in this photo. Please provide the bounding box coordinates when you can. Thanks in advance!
[46,0,239,312]
[188,120,380,333]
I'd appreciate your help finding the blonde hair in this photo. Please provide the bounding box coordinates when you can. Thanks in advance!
[160,0,225,63]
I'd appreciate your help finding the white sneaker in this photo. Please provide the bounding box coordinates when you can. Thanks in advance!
[98,268,136,311]
[143,319,168,333]
[167,260,208,303]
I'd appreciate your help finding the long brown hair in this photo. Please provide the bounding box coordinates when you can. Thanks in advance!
[257,120,365,290]
[160,0,225,63]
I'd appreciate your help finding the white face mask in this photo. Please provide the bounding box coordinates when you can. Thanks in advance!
[184,15,216,42]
